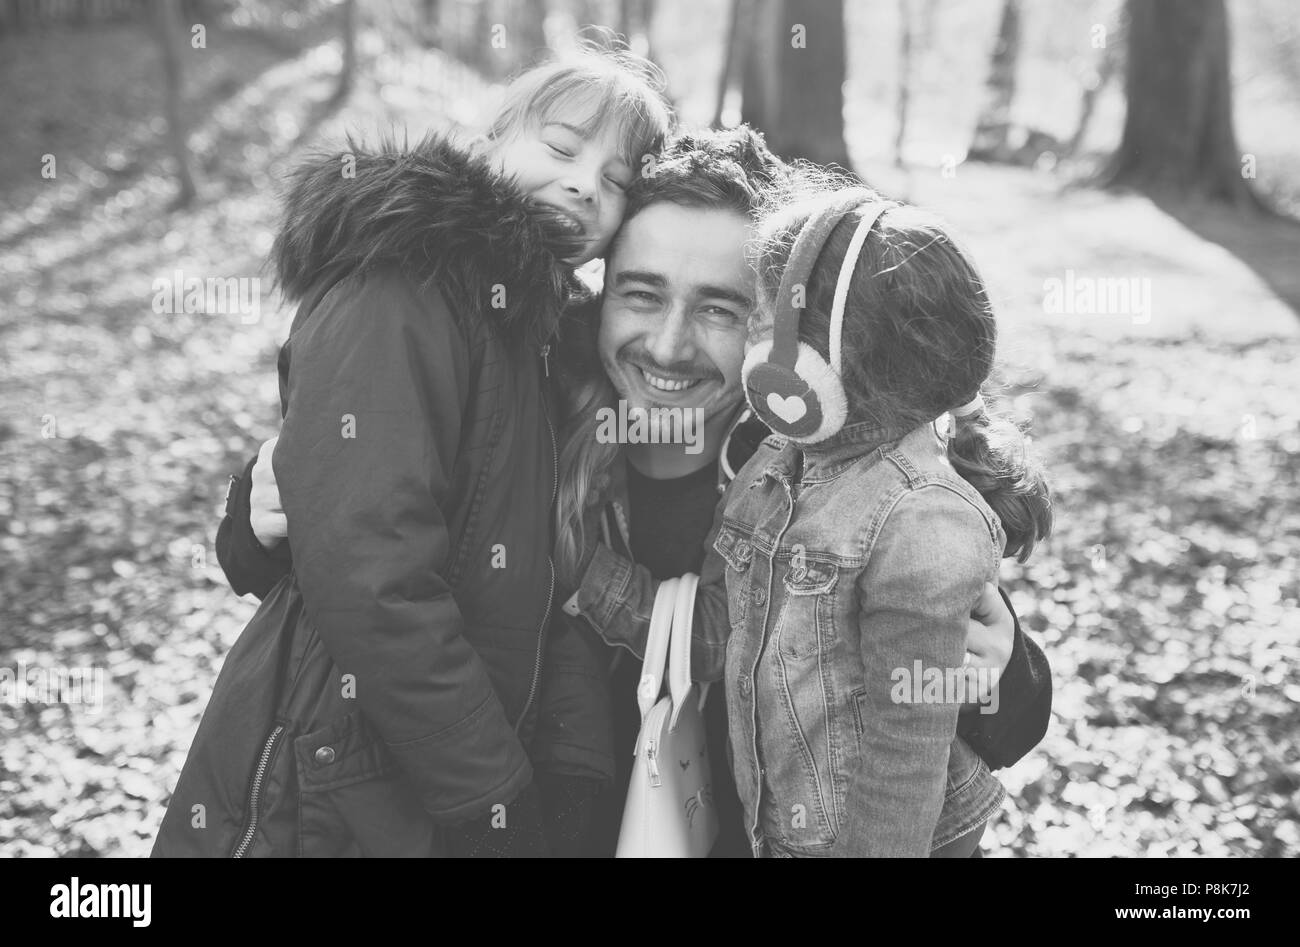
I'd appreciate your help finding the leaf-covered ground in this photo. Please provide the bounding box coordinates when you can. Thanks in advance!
[1,24,1297,857]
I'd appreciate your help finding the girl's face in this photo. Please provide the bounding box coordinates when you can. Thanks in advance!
[487,113,634,266]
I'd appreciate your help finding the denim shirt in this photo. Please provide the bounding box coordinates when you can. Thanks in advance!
[576,419,1007,856]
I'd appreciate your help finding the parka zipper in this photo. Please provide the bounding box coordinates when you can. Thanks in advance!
[231,723,285,858]
[515,362,559,730]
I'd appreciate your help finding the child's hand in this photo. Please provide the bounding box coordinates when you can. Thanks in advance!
[249,436,288,550]
[962,582,1013,705]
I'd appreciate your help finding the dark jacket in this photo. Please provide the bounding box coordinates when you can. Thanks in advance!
[153,134,579,857]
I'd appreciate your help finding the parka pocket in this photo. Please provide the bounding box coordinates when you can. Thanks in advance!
[294,712,441,857]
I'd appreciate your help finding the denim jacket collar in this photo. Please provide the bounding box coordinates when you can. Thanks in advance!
[762,419,917,485]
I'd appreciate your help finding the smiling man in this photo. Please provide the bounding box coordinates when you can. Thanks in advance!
[597,200,752,476]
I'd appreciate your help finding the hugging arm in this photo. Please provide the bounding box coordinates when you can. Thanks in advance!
[956,588,1053,769]
[842,489,993,857]
[215,452,292,600]
[571,487,735,681]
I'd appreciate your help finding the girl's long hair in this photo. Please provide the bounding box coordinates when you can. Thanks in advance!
[754,194,1052,561]
[552,302,622,590]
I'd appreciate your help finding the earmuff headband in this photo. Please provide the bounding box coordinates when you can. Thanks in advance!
[744,191,894,445]
[828,202,890,374]
[770,192,876,368]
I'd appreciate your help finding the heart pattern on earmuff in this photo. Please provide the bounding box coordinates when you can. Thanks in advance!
[745,362,824,439]
[766,392,807,425]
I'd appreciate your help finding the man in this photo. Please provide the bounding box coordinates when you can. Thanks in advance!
[219,126,1051,857]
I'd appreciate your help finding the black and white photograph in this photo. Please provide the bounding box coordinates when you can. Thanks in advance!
[0,0,1296,885]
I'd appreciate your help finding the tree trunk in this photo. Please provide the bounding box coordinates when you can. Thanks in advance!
[893,0,912,167]
[1106,0,1260,207]
[741,0,852,169]
[1067,26,1121,155]
[153,0,196,207]
[711,0,744,128]
[968,0,1021,162]
[740,0,775,130]
[332,0,357,103]
[514,0,548,68]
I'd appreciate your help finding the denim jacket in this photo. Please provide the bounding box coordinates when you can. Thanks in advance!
[575,419,1008,856]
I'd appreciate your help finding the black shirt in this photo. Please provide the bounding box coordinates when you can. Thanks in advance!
[625,460,720,577]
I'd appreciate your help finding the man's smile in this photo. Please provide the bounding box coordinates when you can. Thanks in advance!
[621,355,717,399]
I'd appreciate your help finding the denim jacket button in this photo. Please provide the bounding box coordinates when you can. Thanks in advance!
[738,677,751,697]
[752,587,766,606]
[790,565,807,582]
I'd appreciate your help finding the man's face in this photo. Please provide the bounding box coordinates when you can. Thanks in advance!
[598,203,752,428]
[487,111,633,266]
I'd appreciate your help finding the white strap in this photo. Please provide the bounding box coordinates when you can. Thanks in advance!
[829,202,889,375]
[667,572,699,729]
[637,577,680,720]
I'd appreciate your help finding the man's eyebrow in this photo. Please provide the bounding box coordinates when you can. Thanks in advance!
[612,270,667,288]
[697,284,754,308]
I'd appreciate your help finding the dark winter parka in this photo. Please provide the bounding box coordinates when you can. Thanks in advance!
[152,134,582,857]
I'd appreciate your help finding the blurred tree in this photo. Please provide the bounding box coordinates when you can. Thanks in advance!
[1107,0,1260,207]
[514,0,548,66]
[331,0,358,103]
[968,0,1021,162]
[1067,20,1122,156]
[711,0,744,128]
[893,0,913,167]
[740,0,852,169]
[153,0,197,207]
[420,0,440,45]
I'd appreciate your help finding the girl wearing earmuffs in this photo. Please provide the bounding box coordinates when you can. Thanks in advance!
[587,187,1053,857]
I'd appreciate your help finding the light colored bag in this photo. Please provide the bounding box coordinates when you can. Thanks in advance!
[616,573,719,858]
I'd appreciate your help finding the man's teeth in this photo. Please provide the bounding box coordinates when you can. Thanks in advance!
[640,369,702,392]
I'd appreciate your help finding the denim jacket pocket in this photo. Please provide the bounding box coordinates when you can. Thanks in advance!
[713,520,754,629]
[775,555,838,659]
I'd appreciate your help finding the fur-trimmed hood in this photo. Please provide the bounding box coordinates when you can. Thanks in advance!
[271,132,585,339]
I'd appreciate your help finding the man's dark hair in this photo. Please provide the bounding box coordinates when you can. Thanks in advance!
[621,125,789,225]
